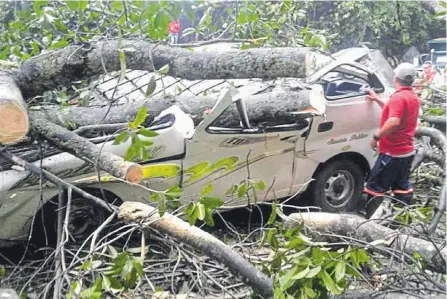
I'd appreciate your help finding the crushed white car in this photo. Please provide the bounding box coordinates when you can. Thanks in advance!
[0,48,394,247]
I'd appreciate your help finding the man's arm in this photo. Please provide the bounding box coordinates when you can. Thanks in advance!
[366,89,386,108]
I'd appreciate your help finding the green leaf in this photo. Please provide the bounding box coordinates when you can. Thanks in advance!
[267,203,277,225]
[304,285,317,298]
[200,183,214,196]
[252,179,266,190]
[203,208,215,226]
[145,75,157,97]
[237,181,248,198]
[196,203,206,220]
[113,131,130,145]
[225,184,238,196]
[33,0,49,15]
[186,202,197,225]
[321,270,343,294]
[334,262,346,282]
[291,266,310,280]
[49,39,69,50]
[305,265,321,278]
[182,27,196,37]
[138,127,158,137]
[165,185,183,197]
[158,195,167,217]
[66,0,88,12]
[200,197,224,209]
[111,0,124,11]
[150,192,161,202]
[132,106,148,127]
[0,267,6,278]
[142,164,180,179]
[157,64,170,75]
[124,143,140,161]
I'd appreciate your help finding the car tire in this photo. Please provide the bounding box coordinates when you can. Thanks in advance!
[30,189,122,249]
[310,159,364,213]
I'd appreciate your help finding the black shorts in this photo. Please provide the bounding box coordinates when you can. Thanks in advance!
[364,153,414,198]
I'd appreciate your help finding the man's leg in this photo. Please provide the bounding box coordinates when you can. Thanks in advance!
[391,155,415,205]
[364,154,394,218]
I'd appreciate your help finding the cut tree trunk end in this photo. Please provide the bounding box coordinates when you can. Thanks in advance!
[283,212,446,274]
[118,201,274,299]
[0,72,29,145]
[29,116,143,183]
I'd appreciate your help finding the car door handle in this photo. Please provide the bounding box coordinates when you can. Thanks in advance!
[318,122,333,132]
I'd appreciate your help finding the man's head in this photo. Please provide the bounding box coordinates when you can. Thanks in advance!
[393,62,415,88]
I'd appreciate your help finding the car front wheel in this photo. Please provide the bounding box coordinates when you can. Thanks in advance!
[310,159,364,213]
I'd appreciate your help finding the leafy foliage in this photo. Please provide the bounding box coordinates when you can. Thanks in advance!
[66,250,144,299]
[264,205,370,299]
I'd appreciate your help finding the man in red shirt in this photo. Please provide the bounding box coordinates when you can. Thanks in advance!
[364,62,421,218]
[168,20,180,44]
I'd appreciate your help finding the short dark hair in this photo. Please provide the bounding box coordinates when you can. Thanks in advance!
[396,76,413,87]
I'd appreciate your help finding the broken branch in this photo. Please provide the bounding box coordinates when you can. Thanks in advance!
[283,212,446,273]
[118,201,274,298]
[29,116,143,183]
[0,148,113,212]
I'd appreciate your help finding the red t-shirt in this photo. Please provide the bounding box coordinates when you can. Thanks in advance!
[168,21,180,33]
[378,86,420,156]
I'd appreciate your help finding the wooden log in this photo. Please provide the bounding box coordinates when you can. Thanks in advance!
[415,126,446,155]
[283,212,446,273]
[29,116,143,183]
[29,88,313,129]
[0,72,29,144]
[12,39,320,99]
[118,201,274,299]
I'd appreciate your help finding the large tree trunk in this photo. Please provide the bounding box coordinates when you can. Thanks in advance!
[283,212,446,274]
[0,71,29,144]
[12,40,323,99]
[29,88,313,130]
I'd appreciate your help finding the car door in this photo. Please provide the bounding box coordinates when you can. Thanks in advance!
[181,87,320,207]
[303,60,389,169]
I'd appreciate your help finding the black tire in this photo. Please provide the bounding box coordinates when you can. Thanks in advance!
[30,189,122,249]
[310,159,364,213]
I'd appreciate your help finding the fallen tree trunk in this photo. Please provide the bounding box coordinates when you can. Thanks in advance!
[12,39,321,99]
[415,126,446,155]
[422,115,446,133]
[118,201,274,299]
[29,116,143,183]
[0,71,29,144]
[29,88,313,129]
[283,212,446,274]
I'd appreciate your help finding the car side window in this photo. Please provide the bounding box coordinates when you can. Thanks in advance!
[322,68,370,101]
[208,101,309,134]
[209,102,243,130]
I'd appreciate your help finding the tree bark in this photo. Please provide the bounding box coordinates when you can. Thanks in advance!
[29,116,143,183]
[12,39,320,99]
[0,71,29,144]
[29,88,312,130]
[118,201,274,299]
[415,127,446,155]
[283,212,446,274]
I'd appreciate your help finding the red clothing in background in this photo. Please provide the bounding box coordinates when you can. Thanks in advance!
[168,20,180,33]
